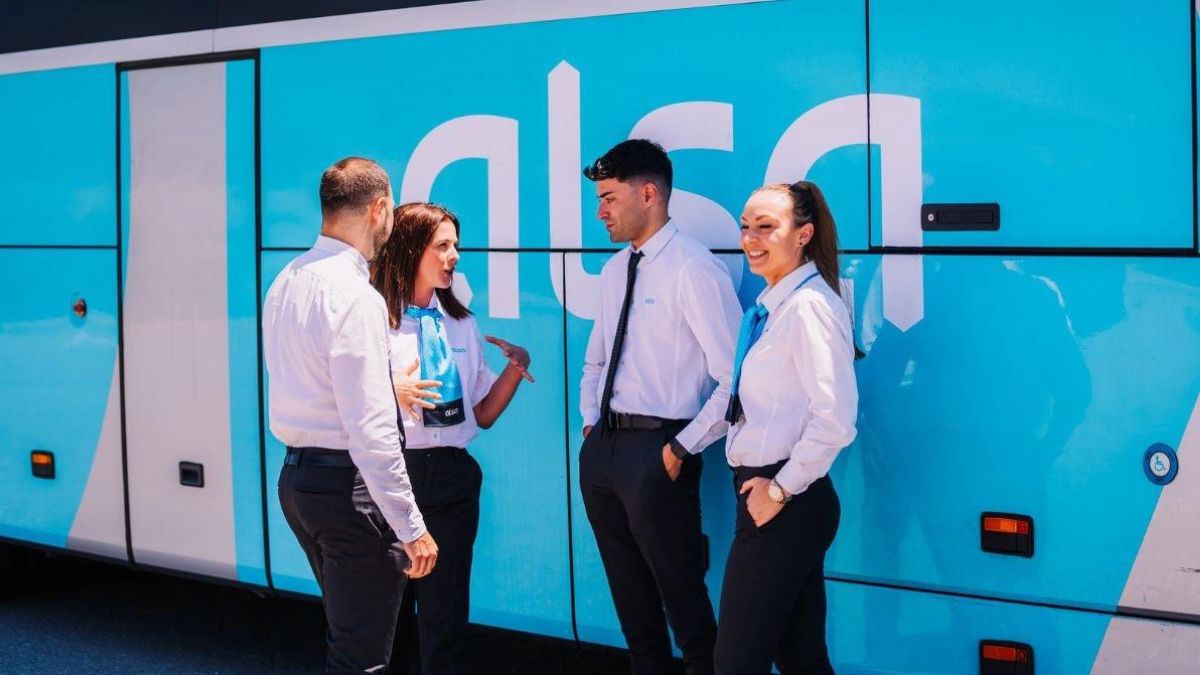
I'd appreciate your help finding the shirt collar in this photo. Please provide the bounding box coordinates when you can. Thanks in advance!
[401,293,443,323]
[630,219,677,264]
[758,260,820,314]
[314,235,370,278]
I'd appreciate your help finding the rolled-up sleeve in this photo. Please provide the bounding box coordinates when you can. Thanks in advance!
[329,293,426,542]
[774,295,858,496]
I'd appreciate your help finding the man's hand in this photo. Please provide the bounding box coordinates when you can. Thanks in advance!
[583,425,593,438]
[740,477,785,527]
[662,444,683,482]
[393,358,442,419]
[485,335,535,383]
[402,530,438,579]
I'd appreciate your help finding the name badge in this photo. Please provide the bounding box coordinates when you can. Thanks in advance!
[423,398,466,428]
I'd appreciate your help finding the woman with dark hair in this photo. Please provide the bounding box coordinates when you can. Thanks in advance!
[713,182,858,674]
[370,202,533,675]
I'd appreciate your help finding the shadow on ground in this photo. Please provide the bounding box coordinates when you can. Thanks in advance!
[0,552,629,674]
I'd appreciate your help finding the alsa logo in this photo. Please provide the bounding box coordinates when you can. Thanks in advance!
[444,407,460,417]
[399,62,924,332]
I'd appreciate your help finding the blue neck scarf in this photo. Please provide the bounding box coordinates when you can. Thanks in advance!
[725,271,820,424]
[405,304,465,427]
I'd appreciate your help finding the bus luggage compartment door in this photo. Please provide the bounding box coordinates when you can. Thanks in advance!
[120,58,265,584]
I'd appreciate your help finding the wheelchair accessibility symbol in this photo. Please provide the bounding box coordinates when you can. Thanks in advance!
[1143,443,1179,486]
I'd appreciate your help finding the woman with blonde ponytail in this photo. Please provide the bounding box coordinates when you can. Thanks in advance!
[713,181,859,674]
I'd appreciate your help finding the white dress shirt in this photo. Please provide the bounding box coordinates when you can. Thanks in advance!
[581,220,743,453]
[263,235,426,543]
[387,297,498,449]
[726,261,859,496]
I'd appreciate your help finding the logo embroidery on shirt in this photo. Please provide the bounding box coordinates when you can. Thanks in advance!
[644,298,656,304]
[451,347,467,353]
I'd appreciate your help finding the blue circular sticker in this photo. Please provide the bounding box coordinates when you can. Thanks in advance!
[1143,443,1179,486]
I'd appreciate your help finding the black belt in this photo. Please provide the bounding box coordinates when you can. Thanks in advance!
[285,447,355,468]
[732,459,787,484]
[403,445,468,456]
[603,412,689,431]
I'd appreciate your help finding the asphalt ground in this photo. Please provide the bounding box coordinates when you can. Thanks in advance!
[0,550,630,674]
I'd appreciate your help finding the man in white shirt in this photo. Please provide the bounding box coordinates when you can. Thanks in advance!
[263,157,438,674]
[579,140,742,675]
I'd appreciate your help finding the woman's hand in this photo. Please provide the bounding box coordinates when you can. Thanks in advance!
[740,477,785,527]
[485,335,535,383]
[393,358,442,419]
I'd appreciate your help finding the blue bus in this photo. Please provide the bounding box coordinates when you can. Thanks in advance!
[2,1,1198,671]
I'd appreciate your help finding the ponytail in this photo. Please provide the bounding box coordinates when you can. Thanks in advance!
[755,181,841,295]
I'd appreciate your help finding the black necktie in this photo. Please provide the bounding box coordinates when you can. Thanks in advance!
[599,250,643,426]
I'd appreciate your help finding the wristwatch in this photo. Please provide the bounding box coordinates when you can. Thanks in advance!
[767,479,791,504]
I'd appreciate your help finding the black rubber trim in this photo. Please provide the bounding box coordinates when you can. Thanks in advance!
[117,49,259,72]
[0,534,134,570]
[1192,0,1198,254]
[825,574,1200,627]
[270,242,1200,255]
[864,0,873,250]
[252,52,275,594]
[559,253,581,644]
[114,64,135,569]
[0,244,118,250]
[864,245,1199,258]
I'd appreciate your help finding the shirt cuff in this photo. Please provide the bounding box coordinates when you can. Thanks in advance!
[773,458,817,497]
[397,520,427,544]
[671,424,704,455]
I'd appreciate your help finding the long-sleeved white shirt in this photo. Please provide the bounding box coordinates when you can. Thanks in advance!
[387,296,498,450]
[580,220,742,453]
[725,261,859,496]
[263,235,426,543]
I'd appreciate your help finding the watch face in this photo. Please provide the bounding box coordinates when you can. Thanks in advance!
[767,482,784,503]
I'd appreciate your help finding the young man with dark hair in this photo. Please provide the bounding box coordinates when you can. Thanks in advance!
[579,139,742,675]
[264,156,439,674]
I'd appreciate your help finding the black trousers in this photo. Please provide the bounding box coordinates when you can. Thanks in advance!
[713,465,840,675]
[390,447,483,675]
[580,423,718,675]
[278,456,411,675]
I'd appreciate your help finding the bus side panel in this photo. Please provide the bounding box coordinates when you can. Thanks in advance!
[0,250,122,556]
[226,59,268,586]
[0,65,115,246]
[120,60,264,584]
[826,580,1112,673]
[259,0,868,252]
[260,251,316,597]
[834,254,1200,617]
[868,1,1192,249]
[456,252,573,639]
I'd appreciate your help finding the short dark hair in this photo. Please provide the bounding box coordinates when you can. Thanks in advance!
[582,139,672,196]
[319,157,390,217]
